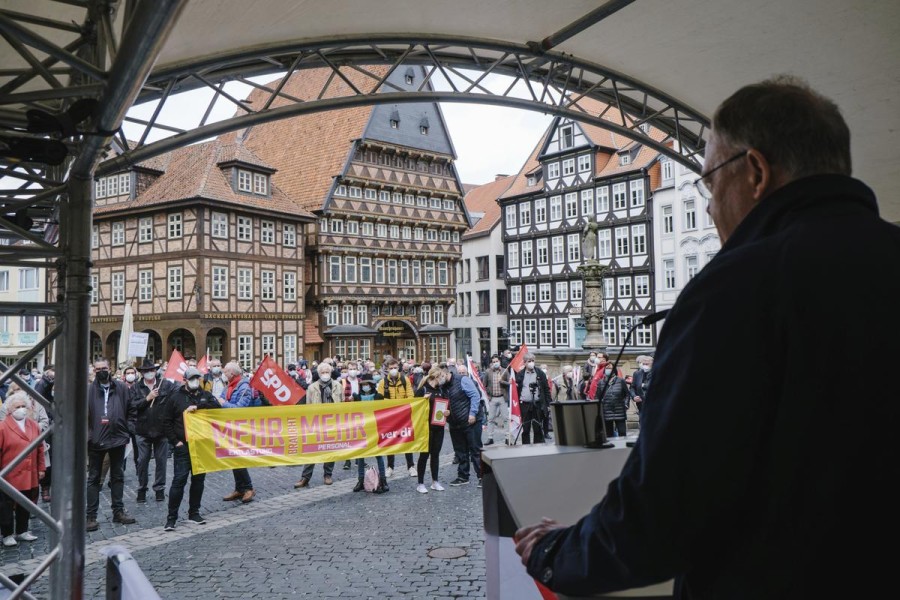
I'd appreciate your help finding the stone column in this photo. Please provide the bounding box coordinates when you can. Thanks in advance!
[577,260,609,350]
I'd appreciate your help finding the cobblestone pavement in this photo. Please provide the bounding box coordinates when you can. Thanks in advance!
[1,435,498,599]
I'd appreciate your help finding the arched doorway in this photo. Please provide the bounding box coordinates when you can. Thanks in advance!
[373,320,419,363]
[167,329,197,359]
[206,327,228,362]
[105,330,120,365]
[142,329,163,364]
[90,332,104,364]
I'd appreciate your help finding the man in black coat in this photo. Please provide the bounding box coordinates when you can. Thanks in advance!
[629,357,652,422]
[131,358,175,503]
[514,353,551,444]
[515,77,900,599]
[595,364,629,438]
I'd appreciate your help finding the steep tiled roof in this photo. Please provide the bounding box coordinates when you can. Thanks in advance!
[462,175,515,239]
[500,127,551,199]
[94,139,313,218]
[228,68,387,212]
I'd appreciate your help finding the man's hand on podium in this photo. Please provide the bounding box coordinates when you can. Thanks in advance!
[514,517,561,566]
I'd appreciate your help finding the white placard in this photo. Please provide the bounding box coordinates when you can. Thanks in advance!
[127,332,149,358]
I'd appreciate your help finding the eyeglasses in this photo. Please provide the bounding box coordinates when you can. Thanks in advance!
[693,150,748,199]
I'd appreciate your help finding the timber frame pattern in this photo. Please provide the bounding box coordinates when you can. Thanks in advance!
[0,1,707,596]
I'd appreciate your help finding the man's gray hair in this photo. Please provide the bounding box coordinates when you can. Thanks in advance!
[713,75,851,179]
[524,353,535,361]
[317,362,333,375]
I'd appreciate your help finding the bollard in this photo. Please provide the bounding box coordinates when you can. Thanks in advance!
[100,546,162,600]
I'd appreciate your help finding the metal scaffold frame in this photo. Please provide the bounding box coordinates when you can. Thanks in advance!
[0,0,707,596]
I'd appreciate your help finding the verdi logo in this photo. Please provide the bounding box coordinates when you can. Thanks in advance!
[374,404,415,448]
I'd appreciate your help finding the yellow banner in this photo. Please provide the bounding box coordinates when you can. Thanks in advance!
[184,398,429,474]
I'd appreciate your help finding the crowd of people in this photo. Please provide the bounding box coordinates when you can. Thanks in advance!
[0,349,653,539]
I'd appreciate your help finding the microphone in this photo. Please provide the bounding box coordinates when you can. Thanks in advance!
[584,308,668,449]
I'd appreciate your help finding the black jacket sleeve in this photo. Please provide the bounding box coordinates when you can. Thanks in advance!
[162,393,179,446]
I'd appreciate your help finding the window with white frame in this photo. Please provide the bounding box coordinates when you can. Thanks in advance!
[535,198,546,223]
[510,285,522,304]
[283,272,296,301]
[569,279,582,302]
[412,260,421,284]
[552,236,564,263]
[283,223,296,247]
[357,305,368,326]
[537,238,548,265]
[603,316,617,345]
[349,186,362,198]
[283,334,297,365]
[421,305,432,325]
[138,217,153,243]
[344,220,358,236]
[636,324,653,346]
[376,223,387,237]
[519,202,531,226]
[596,186,609,212]
[343,305,354,325]
[684,200,697,230]
[618,277,632,298]
[261,334,275,360]
[542,197,557,222]
[362,222,373,236]
[417,196,428,207]
[443,199,455,210]
[521,241,533,267]
[345,256,357,283]
[540,318,553,346]
[211,266,228,299]
[556,281,568,302]
[139,270,152,302]
[508,243,519,268]
[613,183,627,210]
[375,258,385,284]
[382,259,394,284]
[524,319,537,345]
[326,305,338,326]
[91,274,98,304]
[562,158,575,176]
[92,225,99,249]
[238,335,253,367]
[686,255,699,281]
[379,190,390,203]
[598,229,612,259]
[261,221,275,244]
[578,154,591,173]
[438,261,448,286]
[335,185,347,196]
[548,162,560,179]
[168,266,182,299]
[424,260,435,285]
[208,212,226,239]
[404,194,414,205]
[358,257,371,283]
[168,214,183,239]
[630,179,645,207]
[527,175,536,187]
[505,206,516,229]
[524,284,536,303]
[330,219,343,234]
[539,283,551,302]
[635,275,650,297]
[619,316,634,341]
[365,188,376,200]
[615,226,629,255]
[452,231,460,243]
[261,270,275,300]
[238,268,252,299]
[509,320,522,345]
[662,160,673,182]
[426,229,437,241]
[237,170,252,192]
[664,259,676,289]
[619,153,631,167]
[253,173,268,195]
[107,174,118,197]
[95,177,106,198]
[565,193,578,218]
[603,279,614,302]
[430,197,441,209]
[662,205,673,233]
[580,189,593,215]
[112,222,125,246]
[440,230,450,242]
[632,224,647,254]
[414,227,424,241]
[560,126,574,149]
[238,216,252,241]
[393,192,403,204]
[567,234,580,262]
[319,218,328,232]
[556,318,569,346]
[111,272,125,304]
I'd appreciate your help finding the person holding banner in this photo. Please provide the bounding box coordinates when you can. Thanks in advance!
[162,367,220,531]
[377,358,416,478]
[415,366,449,494]
[352,379,388,494]
[294,362,343,489]
[218,362,258,504]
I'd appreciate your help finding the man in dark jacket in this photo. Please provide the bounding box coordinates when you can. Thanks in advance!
[162,367,219,531]
[131,358,175,503]
[629,357,652,422]
[446,366,484,486]
[595,364,629,438]
[514,354,551,444]
[515,77,900,599]
[86,359,137,531]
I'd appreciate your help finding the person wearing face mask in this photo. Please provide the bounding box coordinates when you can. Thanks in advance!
[552,365,580,402]
[500,349,513,369]
[447,364,486,486]
[377,358,416,477]
[201,359,227,399]
[120,366,140,475]
[0,391,45,547]
[340,367,362,470]
[86,359,137,531]
[350,379,388,493]
[26,366,54,502]
[629,356,653,422]
[594,362,630,438]
[161,367,220,531]
[514,354,551,445]
[130,358,176,504]
[415,366,449,494]
[217,362,258,503]
[481,355,509,446]
[294,362,343,489]
[411,362,429,395]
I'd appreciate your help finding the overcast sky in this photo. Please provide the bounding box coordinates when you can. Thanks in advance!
[121,71,553,189]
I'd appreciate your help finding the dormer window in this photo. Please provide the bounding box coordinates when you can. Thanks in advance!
[405,67,415,86]
[237,169,252,192]
[253,173,267,195]
[390,108,401,129]
[527,176,536,187]
[638,122,651,134]
[619,153,631,166]
[419,116,430,135]
[335,185,347,196]
[560,125,574,149]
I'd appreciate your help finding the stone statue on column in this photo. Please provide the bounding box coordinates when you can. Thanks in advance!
[577,216,608,350]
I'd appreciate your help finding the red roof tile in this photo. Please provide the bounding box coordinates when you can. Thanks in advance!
[462,175,515,239]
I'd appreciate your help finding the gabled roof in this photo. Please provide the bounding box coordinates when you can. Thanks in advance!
[94,138,313,217]
[462,175,515,239]
[499,126,552,200]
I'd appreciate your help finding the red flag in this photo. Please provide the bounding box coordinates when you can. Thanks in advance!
[508,344,529,373]
[508,375,522,443]
[586,360,608,400]
[250,354,306,406]
[164,349,188,382]
[466,354,488,400]
[197,349,209,375]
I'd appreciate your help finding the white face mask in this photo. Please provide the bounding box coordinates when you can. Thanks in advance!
[590,357,598,365]
[12,407,27,421]
[125,373,136,383]
[143,371,156,381]
[348,370,358,378]
[187,379,201,390]
[641,364,651,372]
[526,361,535,370]
[319,374,331,383]
[389,368,399,378]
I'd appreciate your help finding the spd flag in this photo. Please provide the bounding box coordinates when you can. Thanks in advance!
[466,354,488,401]
[509,343,529,373]
[250,354,306,406]
[197,349,210,375]
[164,349,188,382]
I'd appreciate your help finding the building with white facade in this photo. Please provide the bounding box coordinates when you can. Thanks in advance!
[450,175,514,359]
[0,257,46,370]
[652,156,720,314]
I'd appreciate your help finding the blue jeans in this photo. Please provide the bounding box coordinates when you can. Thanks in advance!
[357,455,385,478]
[168,443,205,520]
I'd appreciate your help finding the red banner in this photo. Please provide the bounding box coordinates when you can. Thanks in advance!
[164,349,188,382]
[509,343,529,373]
[250,355,306,406]
[197,350,209,375]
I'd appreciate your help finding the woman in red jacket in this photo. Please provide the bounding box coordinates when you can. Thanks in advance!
[0,391,45,547]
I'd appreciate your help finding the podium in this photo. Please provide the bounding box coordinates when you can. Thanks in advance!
[481,441,673,599]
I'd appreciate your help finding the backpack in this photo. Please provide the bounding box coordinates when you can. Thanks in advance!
[363,465,379,492]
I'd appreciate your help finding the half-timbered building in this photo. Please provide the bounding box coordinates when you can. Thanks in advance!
[236,67,470,363]
[87,139,314,368]
[499,107,664,353]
